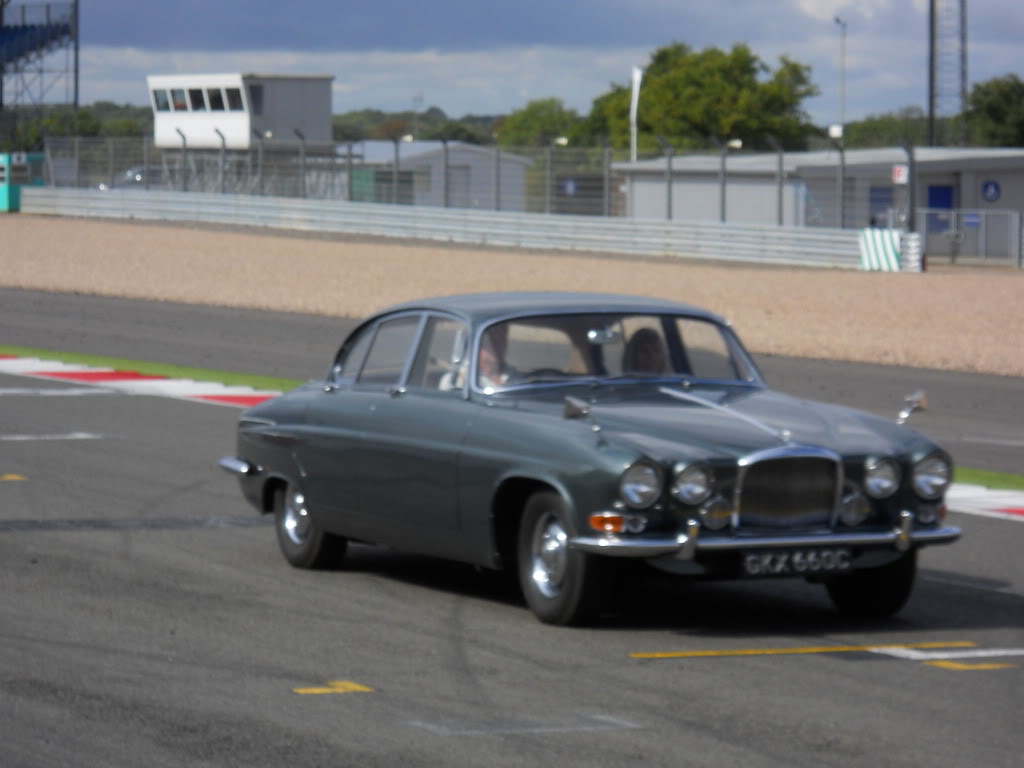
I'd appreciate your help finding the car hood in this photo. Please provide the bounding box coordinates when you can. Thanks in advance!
[508,385,926,462]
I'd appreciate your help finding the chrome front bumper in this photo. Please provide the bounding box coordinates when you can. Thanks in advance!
[218,456,260,476]
[569,511,961,560]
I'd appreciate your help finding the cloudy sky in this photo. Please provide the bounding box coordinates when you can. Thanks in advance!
[67,0,1023,125]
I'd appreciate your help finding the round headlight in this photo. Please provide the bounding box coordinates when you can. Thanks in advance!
[864,458,901,499]
[671,464,713,505]
[619,462,662,508]
[913,455,951,500]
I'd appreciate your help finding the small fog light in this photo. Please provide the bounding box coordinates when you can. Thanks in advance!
[839,492,872,526]
[916,505,938,525]
[700,496,733,531]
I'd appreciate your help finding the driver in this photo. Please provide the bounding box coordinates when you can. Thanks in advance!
[478,323,512,389]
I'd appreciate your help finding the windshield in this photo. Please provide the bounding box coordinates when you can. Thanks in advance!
[475,312,760,391]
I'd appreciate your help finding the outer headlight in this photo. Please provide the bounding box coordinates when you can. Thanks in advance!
[671,464,713,505]
[864,458,901,499]
[619,461,662,508]
[913,455,951,499]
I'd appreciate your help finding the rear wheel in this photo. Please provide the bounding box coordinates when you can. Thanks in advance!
[825,550,917,617]
[517,490,608,625]
[273,484,347,569]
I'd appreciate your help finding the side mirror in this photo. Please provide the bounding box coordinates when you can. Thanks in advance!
[897,390,927,425]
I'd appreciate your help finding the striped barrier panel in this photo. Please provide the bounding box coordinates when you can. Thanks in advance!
[859,228,902,271]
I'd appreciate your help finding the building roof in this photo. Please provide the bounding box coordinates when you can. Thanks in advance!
[337,140,533,167]
[614,146,1024,178]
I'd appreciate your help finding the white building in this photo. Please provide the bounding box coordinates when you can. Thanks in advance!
[146,73,333,150]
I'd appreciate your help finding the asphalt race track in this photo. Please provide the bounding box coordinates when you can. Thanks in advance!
[1,288,1021,767]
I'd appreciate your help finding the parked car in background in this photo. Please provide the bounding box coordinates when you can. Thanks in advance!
[220,292,960,625]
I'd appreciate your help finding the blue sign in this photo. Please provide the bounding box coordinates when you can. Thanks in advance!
[981,180,1001,203]
[963,213,981,227]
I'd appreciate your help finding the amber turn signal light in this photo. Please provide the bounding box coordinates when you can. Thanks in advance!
[589,513,626,534]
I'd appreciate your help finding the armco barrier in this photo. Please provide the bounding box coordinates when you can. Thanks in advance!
[20,187,863,269]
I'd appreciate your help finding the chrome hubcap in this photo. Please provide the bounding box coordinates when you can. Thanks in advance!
[530,512,568,598]
[281,489,312,545]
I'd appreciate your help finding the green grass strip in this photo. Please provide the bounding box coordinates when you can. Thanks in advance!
[0,344,303,392]
[4,343,1024,490]
[954,467,1024,492]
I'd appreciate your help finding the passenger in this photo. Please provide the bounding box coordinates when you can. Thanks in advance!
[478,323,512,388]
[623,328,667,374]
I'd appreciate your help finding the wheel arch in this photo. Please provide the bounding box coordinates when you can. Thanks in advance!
[491,476,571,571]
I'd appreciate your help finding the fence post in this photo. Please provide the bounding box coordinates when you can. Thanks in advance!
[73,136,80,189]
[544,146,552,214]
[143,136,150,191]
[441,139,449,208]
[603,145,611,218]
[294,129,306,199]
[494,146,501,211]
[346,143,353,202]
[107,137,114,190]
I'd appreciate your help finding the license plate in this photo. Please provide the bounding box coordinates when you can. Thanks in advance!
[741,548,852,577]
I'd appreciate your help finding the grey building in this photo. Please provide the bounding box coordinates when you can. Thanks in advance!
[617,147,1024,262]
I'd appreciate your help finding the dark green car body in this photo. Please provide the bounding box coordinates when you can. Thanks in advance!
[221,292,960,624]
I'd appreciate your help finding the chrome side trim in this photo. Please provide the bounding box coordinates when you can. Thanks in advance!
[218,456,259,476]
[568,525,961,557]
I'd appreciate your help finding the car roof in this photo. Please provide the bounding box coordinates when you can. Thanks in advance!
[375,291,725,326]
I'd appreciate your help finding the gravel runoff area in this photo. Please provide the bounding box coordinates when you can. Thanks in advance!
[2,215,1022,377]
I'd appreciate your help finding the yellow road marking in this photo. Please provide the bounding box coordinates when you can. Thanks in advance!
[1,474,26,482]
[631,641,977,660]
[926,660,1017,671]
[293,680,374,695]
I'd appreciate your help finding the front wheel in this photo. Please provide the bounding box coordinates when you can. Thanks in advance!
[517,490,608,625]
[273,484,347,569]
[825,550,917,617]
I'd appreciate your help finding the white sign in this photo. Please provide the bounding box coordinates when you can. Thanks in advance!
[892,164,909,185]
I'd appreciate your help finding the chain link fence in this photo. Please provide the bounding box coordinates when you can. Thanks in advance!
[43,137,636,216]
[37,137,1022,266]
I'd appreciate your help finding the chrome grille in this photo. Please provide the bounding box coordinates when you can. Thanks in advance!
[738,457,838,530]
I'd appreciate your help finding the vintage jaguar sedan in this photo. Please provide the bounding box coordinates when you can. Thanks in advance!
[220,292,960,625]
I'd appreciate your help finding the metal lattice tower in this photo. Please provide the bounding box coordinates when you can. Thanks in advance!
[928,0,967,146]
[0,0,79,113]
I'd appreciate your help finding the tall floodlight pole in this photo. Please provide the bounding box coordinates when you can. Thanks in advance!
[928,0,936,145]
[834,17,847,132]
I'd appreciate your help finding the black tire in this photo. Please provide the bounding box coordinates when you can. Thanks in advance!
[517,490,608,626]
[825,550,917,618]
[273,484,347,569]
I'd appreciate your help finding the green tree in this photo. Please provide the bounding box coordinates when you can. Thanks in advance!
[843,106,929,148]
[496,98,581,147]
[594,42,819,151]
[968,74,1024,146]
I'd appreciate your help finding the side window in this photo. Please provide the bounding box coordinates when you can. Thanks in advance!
[332,325,375,382]
[675,318,737,380]
[152,90,170,112]
[170,89,188,111]
[225,88,244,111]
[357,316,421,387]
[407,317,468,392]
[207,88,225,111]
[188,88,207,111]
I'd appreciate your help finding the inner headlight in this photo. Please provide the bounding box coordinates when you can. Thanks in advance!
[864,458,901,499]
[671,464,713,505]
[913,455,951,500]
[619,462,662,508]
